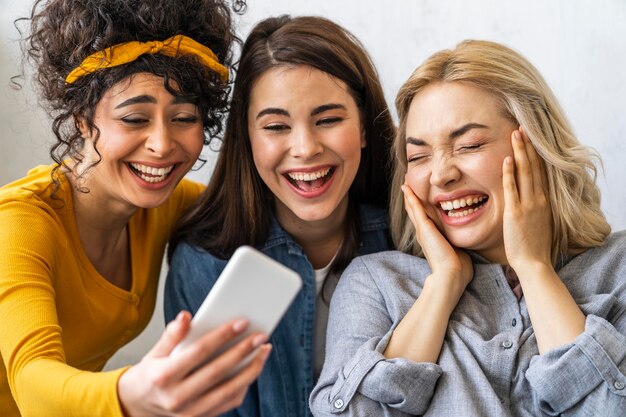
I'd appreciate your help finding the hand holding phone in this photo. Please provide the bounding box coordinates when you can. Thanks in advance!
[172,246,302,373]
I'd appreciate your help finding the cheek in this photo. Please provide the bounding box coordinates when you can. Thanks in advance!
[174,127,205,158]
[405,166,430,198]
[250,135,279,174]
[333,125,364,159]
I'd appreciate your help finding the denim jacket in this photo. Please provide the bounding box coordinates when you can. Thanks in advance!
[164,204,392,417]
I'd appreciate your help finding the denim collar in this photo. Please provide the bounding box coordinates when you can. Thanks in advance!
[260,203,389,255]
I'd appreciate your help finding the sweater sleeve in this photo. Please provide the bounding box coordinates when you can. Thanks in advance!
[310,257,442,416]
[0,200,127,417]
[526,314,626,415]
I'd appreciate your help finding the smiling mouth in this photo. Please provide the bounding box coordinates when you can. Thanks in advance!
[285,167,335,192]
[439,195,488,217]
[128,162,175,184]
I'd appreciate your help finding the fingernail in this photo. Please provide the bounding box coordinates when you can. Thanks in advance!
[260,345,272,361]
[505,156,513,165]
[232,319,248,332]
[176,311,189,322]
[401,185,407,193]
[514,131,522,141]
[252,334,268,348]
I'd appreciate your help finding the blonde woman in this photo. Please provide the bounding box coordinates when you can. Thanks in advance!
[311,40,625,416]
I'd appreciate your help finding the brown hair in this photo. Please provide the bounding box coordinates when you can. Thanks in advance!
[169,15,394,274]
[391,40,610,263]
[16,0,245,195]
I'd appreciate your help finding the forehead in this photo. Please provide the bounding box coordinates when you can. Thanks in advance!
[248,65,354,109]
[406,82,505,135]
[103,73,167,99]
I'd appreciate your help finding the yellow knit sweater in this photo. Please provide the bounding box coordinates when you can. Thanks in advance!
[0,165,202,416]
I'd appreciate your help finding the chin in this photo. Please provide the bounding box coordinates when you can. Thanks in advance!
[446,234,482,251]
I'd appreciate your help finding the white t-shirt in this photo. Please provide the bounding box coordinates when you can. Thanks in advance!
[313,259,336,380]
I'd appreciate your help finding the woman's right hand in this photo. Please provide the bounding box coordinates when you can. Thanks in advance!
[117,311,271,417]
[383,185,472,363]
[402,184,473,288]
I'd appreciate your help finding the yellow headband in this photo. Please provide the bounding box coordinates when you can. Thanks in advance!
[65,34,228,84]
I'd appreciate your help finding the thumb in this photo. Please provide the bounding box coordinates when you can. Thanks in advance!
[147,310,191,358]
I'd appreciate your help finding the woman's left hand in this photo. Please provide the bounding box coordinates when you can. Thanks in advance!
[502,127,553,270]
[502,127,586,353]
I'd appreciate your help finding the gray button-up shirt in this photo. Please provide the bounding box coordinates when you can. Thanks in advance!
[310,231,626,416]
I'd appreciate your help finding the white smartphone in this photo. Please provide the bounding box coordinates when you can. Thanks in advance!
[171,245,302,373]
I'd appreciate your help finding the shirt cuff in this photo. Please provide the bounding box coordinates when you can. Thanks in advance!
[328,332,442,415]
[526,315,626,413]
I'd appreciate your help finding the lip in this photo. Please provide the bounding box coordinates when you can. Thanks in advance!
[281,164,334,175]
[433,189,487,204]
[282,164,337,199]
[125,161,182,190]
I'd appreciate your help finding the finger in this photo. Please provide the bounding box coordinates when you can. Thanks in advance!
[183,345,271,417]
[502,155,519,209]
[511,129,533,200]
[401,184,429,226]
[169,333,269,411]
[147,311,192,358]
[187,331,267,392]
[160,318,251,384]
[519,126,548,193]
[402,186,418,227]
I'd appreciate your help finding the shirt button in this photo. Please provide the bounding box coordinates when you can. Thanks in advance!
[334,399,344,409]
[502,340,513,349]
[511,318,517,327]
[615,381,625,390]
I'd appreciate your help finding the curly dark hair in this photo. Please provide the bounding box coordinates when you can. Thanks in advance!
[16,0,245,193]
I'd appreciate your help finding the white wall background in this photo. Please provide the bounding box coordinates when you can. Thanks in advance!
[1,0,625,368]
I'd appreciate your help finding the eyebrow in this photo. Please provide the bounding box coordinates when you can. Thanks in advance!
[256,108,290,119]
[449,123,488,139]
[114,95,195,109]
[115,95,157,109]
[311,103,346,116]
[255,103,347,120]
[406,122,489,145]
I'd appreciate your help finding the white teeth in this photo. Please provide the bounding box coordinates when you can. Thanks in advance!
[129,163,175,183]
[287,167,331,182]
[440,195,486,212]
[447,206,481,217]
[130,163,174,176]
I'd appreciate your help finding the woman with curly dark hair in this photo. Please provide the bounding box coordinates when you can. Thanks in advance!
[0,1,270,416]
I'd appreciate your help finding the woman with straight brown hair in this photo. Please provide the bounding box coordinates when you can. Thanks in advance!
[165,14,395,417]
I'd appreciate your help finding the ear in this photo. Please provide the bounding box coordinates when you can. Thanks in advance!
[74,115,92,139]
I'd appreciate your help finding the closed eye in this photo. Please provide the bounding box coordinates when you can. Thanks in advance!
[407,154,429,164]
[173,115,199,124]
[121,117,148,125]
[317,117,343,126]
[263,123,290,132]
[459,144,481,150]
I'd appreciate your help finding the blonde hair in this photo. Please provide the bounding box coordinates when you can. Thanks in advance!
[391,40,610,264]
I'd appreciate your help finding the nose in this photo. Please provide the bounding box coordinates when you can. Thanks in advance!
[429,152,461,188]
[289,127,323,160]
[144,121,176,157]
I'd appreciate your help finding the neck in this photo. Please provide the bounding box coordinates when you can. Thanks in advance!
[67,170,134,290]
[277,197,350,269]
